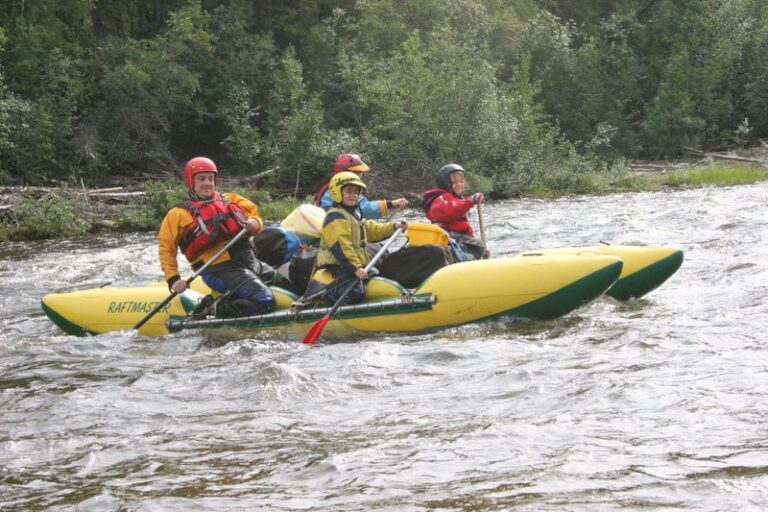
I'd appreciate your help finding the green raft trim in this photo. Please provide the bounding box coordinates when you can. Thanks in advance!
[606,250,684,301]
[40,299,99,336]
[502,259,623,321]
[167,294,438,332]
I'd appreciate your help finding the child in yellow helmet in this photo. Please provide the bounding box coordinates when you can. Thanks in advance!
[313,172,408,305]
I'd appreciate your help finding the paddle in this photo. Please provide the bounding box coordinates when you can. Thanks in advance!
[132,229,248,332]
[302,227,404,345]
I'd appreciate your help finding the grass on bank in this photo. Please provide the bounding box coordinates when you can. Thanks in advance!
[0,180,302,242]
[606,163,768,192]
[1,163,766,242]
[1,191,91,241]
[522,162,768,198]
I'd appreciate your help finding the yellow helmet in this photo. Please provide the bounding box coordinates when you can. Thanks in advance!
[329,171,367,203]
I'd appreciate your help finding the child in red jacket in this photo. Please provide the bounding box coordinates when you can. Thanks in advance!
[422,163,489,260]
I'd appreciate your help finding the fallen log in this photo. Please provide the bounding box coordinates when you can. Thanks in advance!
[86,191,146,203]
[683,147,765,165]
[87,187,124,195]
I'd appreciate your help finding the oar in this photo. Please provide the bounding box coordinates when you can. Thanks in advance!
[132,229,248,332]
[302,227,404,345]
[477,201,487,248]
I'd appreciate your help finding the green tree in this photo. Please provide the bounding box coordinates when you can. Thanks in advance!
[262,47,355,190]
[0,71,32,184]
[640,51,705,156]
[87,3,210,177]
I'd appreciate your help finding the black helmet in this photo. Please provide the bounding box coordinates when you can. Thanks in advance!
[436,163,465,190]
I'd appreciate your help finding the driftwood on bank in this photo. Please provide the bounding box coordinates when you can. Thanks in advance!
[683,147,766,165]
[86,187,124,194]
[629,162,672,173]
[85,190,146,203]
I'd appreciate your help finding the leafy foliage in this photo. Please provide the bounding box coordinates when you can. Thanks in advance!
[1,0,768,194]
[2,192,90,240]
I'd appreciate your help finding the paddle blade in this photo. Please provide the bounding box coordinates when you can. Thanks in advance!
[302,315,330,344]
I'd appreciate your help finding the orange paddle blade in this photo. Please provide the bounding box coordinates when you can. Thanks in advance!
[302,315,330,344]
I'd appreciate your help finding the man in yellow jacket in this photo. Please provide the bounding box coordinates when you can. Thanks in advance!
[158,156,275,318]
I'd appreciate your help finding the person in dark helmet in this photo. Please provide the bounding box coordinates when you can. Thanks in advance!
[157,156,275,318]
[422,163,489,260]
[312,172,408,305]
[314,153,409,219]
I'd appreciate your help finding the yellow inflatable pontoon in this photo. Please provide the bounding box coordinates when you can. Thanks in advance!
[516,245,683,301]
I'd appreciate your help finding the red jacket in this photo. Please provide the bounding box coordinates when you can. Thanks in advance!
[422,188,474,236]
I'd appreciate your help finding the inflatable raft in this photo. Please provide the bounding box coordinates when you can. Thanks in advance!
[41,252,623,337]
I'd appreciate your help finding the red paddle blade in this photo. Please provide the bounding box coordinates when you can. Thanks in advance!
[302,315,330,344]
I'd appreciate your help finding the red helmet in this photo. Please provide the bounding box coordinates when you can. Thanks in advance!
[184,157,218,189]
[333,153,369,174]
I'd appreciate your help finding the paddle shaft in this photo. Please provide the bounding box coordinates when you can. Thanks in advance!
[325,230,400,317]
[477,202,487,248]
[132,229,248,331]
[302,227,404,344]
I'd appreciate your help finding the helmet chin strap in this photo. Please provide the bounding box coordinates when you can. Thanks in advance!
[188,189,214,201]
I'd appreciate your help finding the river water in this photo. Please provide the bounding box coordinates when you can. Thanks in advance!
[1,183,767,511]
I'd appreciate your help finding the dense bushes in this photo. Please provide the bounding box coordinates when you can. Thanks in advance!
[2,192,90,240]
[1,0,767,196]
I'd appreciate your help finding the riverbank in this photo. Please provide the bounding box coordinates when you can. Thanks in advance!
[1,159,766,242]
[0,181,303,242]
